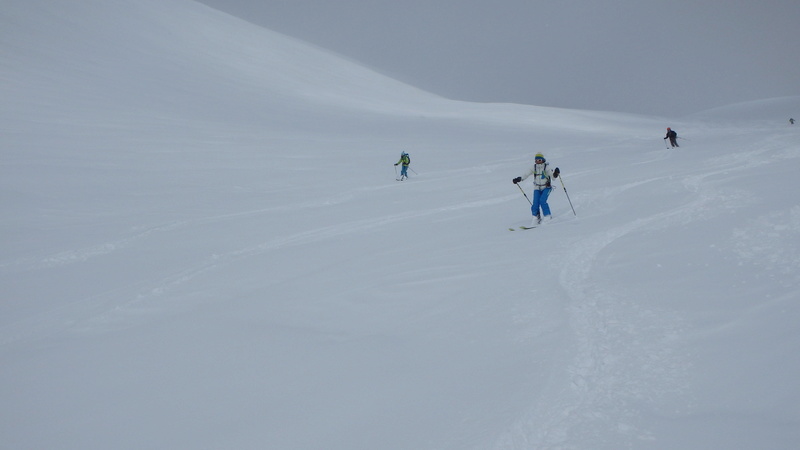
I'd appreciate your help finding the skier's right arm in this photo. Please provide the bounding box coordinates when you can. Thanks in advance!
[515,167,535,183]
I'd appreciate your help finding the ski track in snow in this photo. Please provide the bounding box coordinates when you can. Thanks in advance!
[540,222,690,448]
[495,207,693,449]
[0,194,363,272]
[0,191,510,346]
[0,220,187,271]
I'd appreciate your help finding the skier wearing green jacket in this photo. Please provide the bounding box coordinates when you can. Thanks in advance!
[394,152,410,181]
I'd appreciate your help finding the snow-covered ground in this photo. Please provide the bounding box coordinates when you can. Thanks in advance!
[2,1,799,449]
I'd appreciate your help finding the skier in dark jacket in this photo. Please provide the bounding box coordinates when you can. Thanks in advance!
[664,127,679,148]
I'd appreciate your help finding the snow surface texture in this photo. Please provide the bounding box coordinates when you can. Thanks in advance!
[2,0,799,449]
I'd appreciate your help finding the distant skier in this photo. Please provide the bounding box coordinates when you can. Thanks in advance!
[791,118,795,125]
[512,152,557,226]
[394,152,410,181]
[664,127,679,148]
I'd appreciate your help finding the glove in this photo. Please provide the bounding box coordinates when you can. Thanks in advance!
[553,167,560,178]
[394,163,398,166]
[512,177,522,184]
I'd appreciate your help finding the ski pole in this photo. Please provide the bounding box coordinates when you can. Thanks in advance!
[409,167,418,175]
[515,183,532,205]
[664,138,669,149]
[394,165,398,178]
[555,169,576,216]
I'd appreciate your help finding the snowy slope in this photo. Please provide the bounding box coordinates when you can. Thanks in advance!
[2,0,800,449]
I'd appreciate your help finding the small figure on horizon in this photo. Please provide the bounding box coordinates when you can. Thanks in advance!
[512,153,557,227]
[394,151,410,181]
[791,118,795,125]
[664,127,679,148]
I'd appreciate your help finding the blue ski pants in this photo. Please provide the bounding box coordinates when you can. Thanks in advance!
[532,187,552,217]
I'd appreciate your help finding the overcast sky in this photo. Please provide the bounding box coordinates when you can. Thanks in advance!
[196,0,800,117]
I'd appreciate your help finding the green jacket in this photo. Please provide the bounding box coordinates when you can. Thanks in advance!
[396,154,410,167]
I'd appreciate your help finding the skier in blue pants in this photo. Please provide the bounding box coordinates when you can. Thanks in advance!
[512,152,557,227]
[394,152,410,181]
[532,186,552,217]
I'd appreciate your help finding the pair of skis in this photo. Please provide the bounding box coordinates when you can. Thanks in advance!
[508,226,537,231]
